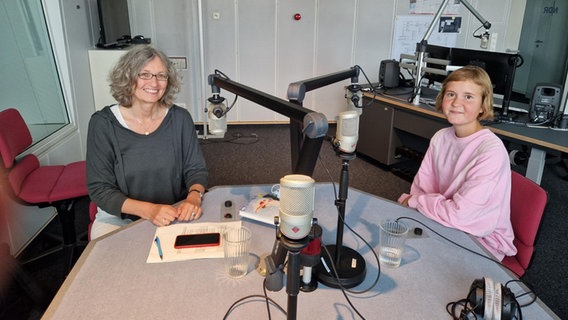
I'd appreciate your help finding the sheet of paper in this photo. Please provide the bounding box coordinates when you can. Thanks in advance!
[238,196,279,226]
[146,220,242,263]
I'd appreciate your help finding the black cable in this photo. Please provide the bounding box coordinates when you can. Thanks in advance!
[318,149,381,295]
[398,217,532,320]
[319,245,367,320]
[199,132,259,145]
[395,216,512,270]
[505,279,537,308]
[211,69,239,117]
[407,74,426,103]
[222,278,287,320]
[472,24,485,39]
[352,65,378,109]
[222,295,286,320]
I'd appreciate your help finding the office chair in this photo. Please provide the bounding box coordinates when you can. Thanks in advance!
[88,201,97,241]
[502,170,548,277]
[0,108,88,273]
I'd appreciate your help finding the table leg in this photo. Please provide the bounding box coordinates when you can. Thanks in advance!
[526,148,546,185]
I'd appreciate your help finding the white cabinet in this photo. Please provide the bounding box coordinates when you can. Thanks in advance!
[88,49,129,110]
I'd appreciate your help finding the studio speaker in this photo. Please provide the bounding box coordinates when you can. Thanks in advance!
[379,60,400,88]
[529,83,562,123]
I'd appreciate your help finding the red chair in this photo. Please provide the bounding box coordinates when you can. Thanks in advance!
[0,108,88,272]
[88,201,97,241]
[502,171,548,277]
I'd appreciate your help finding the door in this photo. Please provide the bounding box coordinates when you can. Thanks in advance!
[513,0,568,97]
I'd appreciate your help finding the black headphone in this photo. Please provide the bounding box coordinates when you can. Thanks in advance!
[466,278,521,320]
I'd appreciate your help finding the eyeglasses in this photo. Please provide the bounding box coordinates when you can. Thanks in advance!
[137,72,169,81]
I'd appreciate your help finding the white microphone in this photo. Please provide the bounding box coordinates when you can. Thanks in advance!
[207,95,227,135]
[334,110,359,153]
[278,174,315,240]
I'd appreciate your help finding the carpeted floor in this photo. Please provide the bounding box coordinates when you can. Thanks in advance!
[2,123,566,319]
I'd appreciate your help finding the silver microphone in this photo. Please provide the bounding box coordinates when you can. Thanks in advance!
[334,110,359,153]
[278,174,315,240]
[207,95,227,135]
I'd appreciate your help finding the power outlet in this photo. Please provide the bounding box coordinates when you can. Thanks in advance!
[169,56,187,70]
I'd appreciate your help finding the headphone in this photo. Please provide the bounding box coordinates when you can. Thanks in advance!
[465,278,521,320]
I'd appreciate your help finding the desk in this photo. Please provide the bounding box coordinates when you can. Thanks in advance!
[43,184,558,319]
[359,92,568,185]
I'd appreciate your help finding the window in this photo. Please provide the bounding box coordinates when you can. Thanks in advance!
[0,0,69,144]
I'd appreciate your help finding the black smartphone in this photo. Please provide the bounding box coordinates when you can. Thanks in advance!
[174,233,221,249]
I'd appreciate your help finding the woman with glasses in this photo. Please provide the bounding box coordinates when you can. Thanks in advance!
[86,45,208,240]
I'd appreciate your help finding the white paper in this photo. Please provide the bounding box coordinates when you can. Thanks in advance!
[238,197,280,226]
[146,220,242,263]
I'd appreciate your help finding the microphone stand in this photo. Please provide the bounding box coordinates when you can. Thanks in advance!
[315,148,366,288]
[264,221,321,320]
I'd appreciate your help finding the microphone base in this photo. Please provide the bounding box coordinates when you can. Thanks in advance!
[299,276,318,293]
[315,245,366,289]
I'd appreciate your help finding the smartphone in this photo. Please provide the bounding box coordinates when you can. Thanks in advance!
[174,233,221,249]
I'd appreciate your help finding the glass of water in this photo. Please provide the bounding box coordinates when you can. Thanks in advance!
[379,220,409,268]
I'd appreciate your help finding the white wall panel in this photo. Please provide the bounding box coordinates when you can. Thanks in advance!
[311,1,358,118]
[276,1,317,102]
[128,0,520,123]
[354,0,396,84]
[237,0,278,121]
[203,0,238,122]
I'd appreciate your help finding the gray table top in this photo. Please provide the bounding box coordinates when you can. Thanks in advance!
[44,184,559,320]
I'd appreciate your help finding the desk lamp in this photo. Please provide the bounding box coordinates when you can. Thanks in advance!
[411,0,491,106]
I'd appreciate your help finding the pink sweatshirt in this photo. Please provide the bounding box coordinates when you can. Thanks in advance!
[398,127,516,260]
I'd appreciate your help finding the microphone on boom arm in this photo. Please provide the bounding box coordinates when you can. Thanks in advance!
[333,110,360,154]
[207,74,227,135]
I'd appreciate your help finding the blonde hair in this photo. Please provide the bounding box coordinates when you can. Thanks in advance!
[435,65,494,120]
[109,45,180,107]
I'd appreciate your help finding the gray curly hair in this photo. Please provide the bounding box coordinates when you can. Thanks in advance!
[108,45,180,107]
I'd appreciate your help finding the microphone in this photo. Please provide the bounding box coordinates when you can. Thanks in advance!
[333,110,360,153]
[345,84,362,114]
[480,31,490,49]
[278,174,315,240]
[207,74,227,136]
[207,94,227,135]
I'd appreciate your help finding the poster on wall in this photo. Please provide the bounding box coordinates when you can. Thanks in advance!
[391,15,459,60]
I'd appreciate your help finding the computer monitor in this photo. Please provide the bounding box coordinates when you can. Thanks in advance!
[423,44,452,85]
[96,0,131,48]
[450,47,520,119]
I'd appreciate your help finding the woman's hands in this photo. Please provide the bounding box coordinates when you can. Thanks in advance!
[147,196,202,227]
[123,186,205,227]
[148,204,178,227]
[176,193,202,222]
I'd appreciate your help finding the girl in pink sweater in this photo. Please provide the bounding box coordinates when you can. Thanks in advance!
[398,66,516,260]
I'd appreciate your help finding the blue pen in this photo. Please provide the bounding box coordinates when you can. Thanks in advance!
[154,236,164,260]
